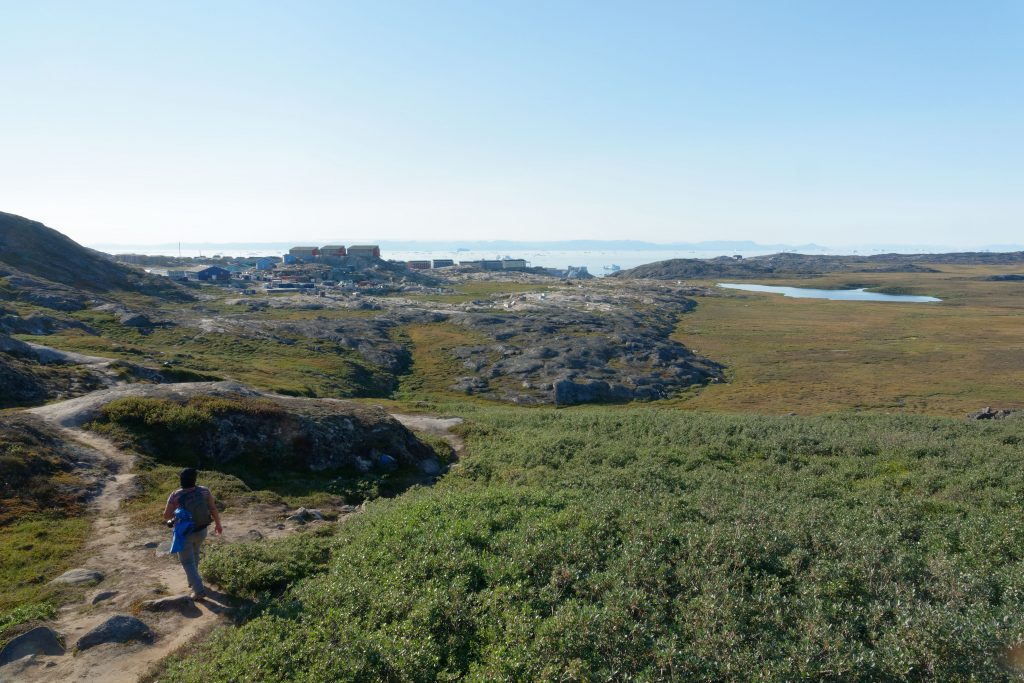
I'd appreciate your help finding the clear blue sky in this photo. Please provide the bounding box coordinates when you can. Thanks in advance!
[2,1,1022,247]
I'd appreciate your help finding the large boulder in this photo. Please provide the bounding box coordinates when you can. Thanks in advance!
[75,615,153,651]
[0,626,65,667]
[49,568,103,586]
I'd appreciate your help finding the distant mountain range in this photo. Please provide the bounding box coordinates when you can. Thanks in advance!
[88,238,1024,255]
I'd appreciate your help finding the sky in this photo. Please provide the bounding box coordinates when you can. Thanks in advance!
[1,1,1022,248]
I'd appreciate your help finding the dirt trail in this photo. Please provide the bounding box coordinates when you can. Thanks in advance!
[8,393,466,682]
[11,425,296,683]
[391,413,465,455]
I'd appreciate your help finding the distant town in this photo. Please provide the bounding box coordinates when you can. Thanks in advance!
[112,244,592,293]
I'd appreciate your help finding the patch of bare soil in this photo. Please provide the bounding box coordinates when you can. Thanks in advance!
[391,413,465,456]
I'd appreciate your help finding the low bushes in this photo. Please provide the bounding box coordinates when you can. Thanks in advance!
[161,407,1024,681]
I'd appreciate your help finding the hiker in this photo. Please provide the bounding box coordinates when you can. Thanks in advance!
[163,467,223,599]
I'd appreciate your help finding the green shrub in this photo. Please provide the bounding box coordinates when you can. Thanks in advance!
[161,408,1024,681]
[200,525,337,598]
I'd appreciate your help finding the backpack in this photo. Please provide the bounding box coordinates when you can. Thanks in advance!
[177,487,212,530]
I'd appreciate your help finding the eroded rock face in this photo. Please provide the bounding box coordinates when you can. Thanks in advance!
[85,384,436,472]
[191,397,434,471]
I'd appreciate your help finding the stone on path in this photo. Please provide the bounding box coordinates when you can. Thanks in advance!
[140,595,196,614]
[89,590,119,605]
[75,615,153,651]
[0,626,65,667]
[286,507,324,524]
[50,568,103,586]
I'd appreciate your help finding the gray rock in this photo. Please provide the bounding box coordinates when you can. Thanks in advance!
[247,529,264,541]
[118,312,153,328]
[0,626,65,667]
[140,595,197,615]
[75,615,153,651]
[968,406,1015,420]
[89,590,118,605]
[286,507,325,524]
[50,568,103,586]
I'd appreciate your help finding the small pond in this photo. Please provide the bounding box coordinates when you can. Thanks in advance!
[718,283,941,302]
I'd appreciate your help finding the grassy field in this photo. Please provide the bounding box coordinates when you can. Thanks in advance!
[672,266,1024,415]
[394,322,493,399]
[0,414,95,645]
[156,404,1024,681]
[22,308,395,398]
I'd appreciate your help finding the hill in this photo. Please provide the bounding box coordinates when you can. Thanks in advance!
[0,211,186,300]
[612,251,1024,280]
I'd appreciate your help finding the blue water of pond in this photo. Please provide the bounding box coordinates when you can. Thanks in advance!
[718,283,941,302]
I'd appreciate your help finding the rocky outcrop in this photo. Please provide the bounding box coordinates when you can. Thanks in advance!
[967,406,1019,420]
[75,615,153,651]
[0,626,65,667]
[442,285,724,404]
[81,382,436,472]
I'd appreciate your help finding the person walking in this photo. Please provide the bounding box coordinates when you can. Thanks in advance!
[163,467,222,599]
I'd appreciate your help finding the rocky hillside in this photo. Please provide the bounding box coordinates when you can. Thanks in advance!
[0,211,187,308]
[612,251,1024,280]
[0,333,107,408]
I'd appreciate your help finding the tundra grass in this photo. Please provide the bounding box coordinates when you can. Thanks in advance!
[161,406,1024,681]
[0,514,90,645]
[22,313,392,398]
[672,267,1024,415]
[394,322,494,399]
[401,279,553,304]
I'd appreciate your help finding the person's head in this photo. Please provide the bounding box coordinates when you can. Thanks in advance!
[179,467,198,489]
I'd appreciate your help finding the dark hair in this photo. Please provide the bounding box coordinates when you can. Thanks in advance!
[179,468,198,489]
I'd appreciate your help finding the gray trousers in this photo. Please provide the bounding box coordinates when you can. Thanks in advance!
[177,526,208,593]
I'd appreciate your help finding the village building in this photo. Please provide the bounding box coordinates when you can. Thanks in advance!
[432,259,455,268]
[289,246,320,261]
[347,245,381,259]
[480,260,504,271]
[320,245,347,258]
[501,259,528,270]
[167,265,231,282]
[406,260,431,270]
[254,257,278,270]
[283,253,298,265]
